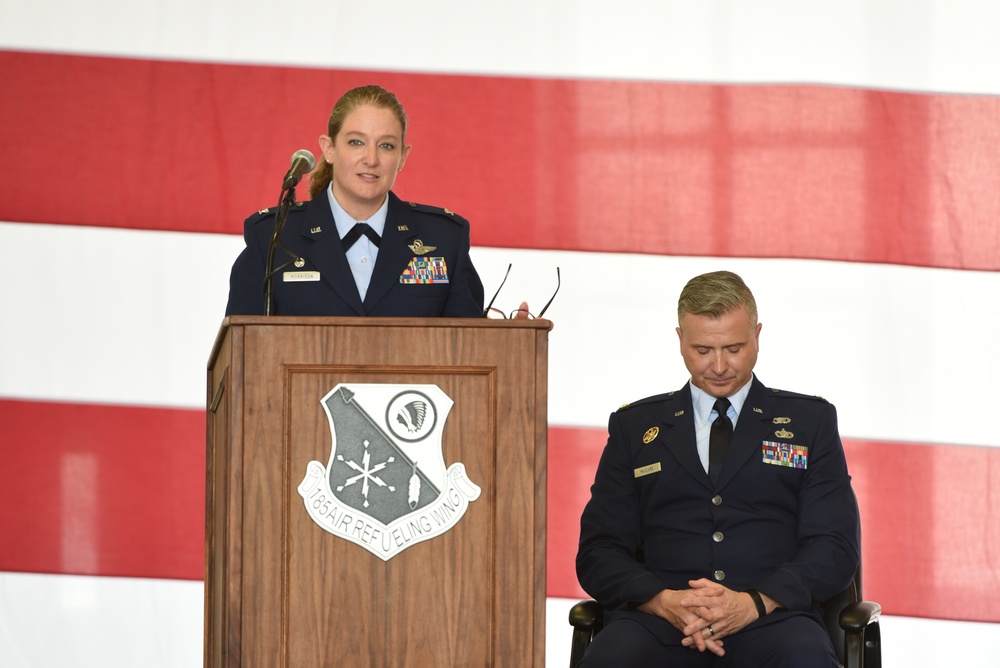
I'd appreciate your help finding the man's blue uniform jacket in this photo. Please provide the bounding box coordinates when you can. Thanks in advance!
[576,376,860,644]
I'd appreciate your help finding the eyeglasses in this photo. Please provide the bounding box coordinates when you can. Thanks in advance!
[483,264,560,319]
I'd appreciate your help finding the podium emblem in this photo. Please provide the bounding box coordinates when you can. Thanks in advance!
[298,383,481,560]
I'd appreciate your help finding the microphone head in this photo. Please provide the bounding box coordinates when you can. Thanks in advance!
[290,149,316,171]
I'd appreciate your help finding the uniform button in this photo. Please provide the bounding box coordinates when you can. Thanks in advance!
[711,495,722,506]
[713,532,724,542]
[714,570,726,581]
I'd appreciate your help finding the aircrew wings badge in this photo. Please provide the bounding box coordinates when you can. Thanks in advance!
[298,383,481,561]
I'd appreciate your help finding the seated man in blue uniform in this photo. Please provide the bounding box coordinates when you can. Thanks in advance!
[226,85,484,317]
[576,270,860,667]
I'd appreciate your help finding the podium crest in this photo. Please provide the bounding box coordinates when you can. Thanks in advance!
[298,383,481,560]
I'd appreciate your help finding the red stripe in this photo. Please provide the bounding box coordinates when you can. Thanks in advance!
[3,398,999,622]
[0,399,205,580]
[2,50,999,270]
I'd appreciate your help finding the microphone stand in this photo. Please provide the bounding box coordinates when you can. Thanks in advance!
[263,185,297,316]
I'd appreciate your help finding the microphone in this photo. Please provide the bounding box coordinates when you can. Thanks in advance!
[282,149,316,189]
[265,149,315,314]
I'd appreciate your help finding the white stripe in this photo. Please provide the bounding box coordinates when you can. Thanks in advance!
[1,574,998,667]
[472,249,1000,448]
[0,572,203,668]
[1,221,998,448]
[2,1,1000,95]
[0,221,238,409]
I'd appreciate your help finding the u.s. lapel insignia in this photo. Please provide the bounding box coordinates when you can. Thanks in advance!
[775,429,794,439]
[408,239,437,255]
[642,426,659,444]
[674,410,685,417]
[773,417,791,424]
[753,407,763,413]
[310,226,322,234]
[397,224,409,231]
[294,257,305,268]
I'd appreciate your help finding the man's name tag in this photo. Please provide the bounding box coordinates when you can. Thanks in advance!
[284,271,320,282]
[634,462,662,478]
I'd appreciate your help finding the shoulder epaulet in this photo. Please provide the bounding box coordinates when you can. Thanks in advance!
[405,201,468,224]
[617,390,680,412]
[767,387,830,403]
[246,201,306,225]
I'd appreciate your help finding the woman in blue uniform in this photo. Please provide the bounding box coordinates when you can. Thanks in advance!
[226,85,485,317]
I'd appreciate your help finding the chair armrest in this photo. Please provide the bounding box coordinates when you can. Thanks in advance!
[569,600,604,632]
[839,600,881,633]
[569,601,605,668]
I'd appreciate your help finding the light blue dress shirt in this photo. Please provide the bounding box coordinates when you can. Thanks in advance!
[326,185,389,301]
[690,375,754,474]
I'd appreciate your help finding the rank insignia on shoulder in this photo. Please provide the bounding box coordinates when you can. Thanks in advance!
[642,426,659,443]
[406,202,464,222]
[619,402,630,410]
[258,208,270,215]
[408,239,437,255]
[773,417,791,424]
[775,429,794,439]
[634,462,662,478]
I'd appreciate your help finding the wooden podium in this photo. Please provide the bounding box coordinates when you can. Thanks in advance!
[205,316,552,667]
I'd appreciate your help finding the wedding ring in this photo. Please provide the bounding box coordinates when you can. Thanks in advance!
[707,626,715,636]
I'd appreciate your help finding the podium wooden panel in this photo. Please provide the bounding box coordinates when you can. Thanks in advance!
[205,316,551,667]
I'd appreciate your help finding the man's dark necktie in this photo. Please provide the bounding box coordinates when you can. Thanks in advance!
[708,397,733,484]
[341,223,381,250]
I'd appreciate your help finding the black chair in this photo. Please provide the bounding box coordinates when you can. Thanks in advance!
[568,568,881,668]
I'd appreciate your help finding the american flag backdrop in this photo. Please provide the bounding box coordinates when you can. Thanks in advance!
[2,1,1000,666]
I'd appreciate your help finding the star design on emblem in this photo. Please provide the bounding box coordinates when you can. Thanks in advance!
[335,440,397,508]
